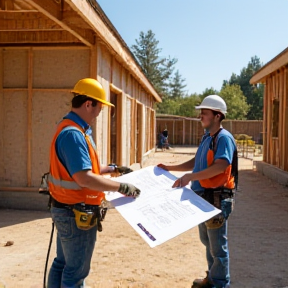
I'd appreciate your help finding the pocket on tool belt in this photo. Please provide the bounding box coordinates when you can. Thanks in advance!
[221,198,234,220]
[205,214,225,229]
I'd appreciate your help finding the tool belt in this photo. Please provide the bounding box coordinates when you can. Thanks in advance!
[50,197,107,232]
[202,188,234,209]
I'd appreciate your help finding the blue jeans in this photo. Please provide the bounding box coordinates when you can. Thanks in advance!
[198,218,230,288]
[47,207,97,288]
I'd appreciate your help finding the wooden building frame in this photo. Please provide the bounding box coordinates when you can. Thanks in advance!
[250,47,288,172]
[0,0,160,194]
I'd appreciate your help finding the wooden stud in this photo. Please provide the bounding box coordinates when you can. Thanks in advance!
[284,67,288,171]
[27,47,33,186]
[0,48,4,185]
[130,98,136,165]
[90,43,97,145]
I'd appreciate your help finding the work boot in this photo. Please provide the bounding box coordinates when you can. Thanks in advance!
[191,271,215,288]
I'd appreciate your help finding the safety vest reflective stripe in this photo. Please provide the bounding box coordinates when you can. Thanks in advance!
[48,174,81,190]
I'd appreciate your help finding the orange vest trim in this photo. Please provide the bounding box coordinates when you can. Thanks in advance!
[48,119,105,205]
[199,148,235,189]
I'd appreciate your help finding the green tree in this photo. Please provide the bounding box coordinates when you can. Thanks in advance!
[199,87,219,101]
[155,97,179,115]
[219,84,250,119]
[131,30,177,95]
[223,56,263,119]
[169,70,187,99]
[177,94,201,118]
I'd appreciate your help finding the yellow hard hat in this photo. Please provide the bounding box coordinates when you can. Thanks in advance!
[71,78,114,107]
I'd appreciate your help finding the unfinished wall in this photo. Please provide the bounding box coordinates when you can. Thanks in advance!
[2,91,28,186]
[33,48,90,88]
[1,47,90,188]
[31,91,72,186]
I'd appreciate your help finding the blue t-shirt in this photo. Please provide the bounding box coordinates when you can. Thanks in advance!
[55,111,96,176]
[191,129,236,192]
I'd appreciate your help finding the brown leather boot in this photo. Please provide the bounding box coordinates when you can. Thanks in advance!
[191,271,215,288]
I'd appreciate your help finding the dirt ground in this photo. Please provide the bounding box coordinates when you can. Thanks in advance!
[1,147,288,288]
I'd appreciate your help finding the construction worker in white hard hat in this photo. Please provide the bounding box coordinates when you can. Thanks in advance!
[158,95,238,288]
[47,78,141,288]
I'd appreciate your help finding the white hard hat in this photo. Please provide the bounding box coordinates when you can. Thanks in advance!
[195,95,227,115]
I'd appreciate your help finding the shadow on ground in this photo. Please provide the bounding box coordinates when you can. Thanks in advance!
[0,209,50,228]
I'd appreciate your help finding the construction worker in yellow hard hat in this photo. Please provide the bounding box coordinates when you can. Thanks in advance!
[46,78,140,288]
[158,95,238,288]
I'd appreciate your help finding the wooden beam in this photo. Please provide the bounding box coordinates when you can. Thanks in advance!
[25,0,62,20]
[0,30,82,43]
[0,0,15,10]
[0,11,42,20]
[66,0,161,102]
[90,44,97,145]
[0,14,64,31]
[250,47,288,84]
[26,0,94,46]
[27,47,32,186]
[110,83,122,94]
[0,48,4,185]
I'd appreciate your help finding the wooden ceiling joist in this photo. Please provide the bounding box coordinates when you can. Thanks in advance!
[0,30,82,43]
[26,0,95,46]
[0,15,63,31]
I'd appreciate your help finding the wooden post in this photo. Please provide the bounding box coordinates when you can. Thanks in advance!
[182,119,185,145]
[90,43,97,145]
[0,49,4,184]
[27,48,33,187]
[279,69,284,169]
[189,120,192,145]
[284,67,288,171]
[172,120,175,144]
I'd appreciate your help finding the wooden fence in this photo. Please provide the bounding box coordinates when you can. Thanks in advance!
[156,115,263,146]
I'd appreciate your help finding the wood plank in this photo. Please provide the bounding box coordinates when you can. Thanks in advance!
[26,0,94,47]
[279,69,284,169]
[27,47,32,186]
[262,83,267,162]
[0,0,15,10]
[90,44,97,146]
[130,98,136,165]
[284,67,288,171]
[0,48,4,185]
[250,47,288,84]
[0,17,63,31]
[267,77,272,164]
[0,30,82,43]
[116,92,123,165]
[66,0,161,103]
[26,0,62,20]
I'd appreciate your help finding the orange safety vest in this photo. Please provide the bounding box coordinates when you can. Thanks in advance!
[48,119,105,205]
[199,129,237,190]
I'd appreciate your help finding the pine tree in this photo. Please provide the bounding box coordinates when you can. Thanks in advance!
[223,56,263,119]
[131,30,177,95]
[169,70,187,99]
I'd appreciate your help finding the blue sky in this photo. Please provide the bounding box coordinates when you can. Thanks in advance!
[97,0,288,94]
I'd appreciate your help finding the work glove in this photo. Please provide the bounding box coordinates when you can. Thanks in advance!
[116,166,133,175]
[118,183,141,198]
[108,164,133,175]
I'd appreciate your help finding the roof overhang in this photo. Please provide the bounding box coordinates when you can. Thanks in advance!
[250,46,288,84]
[0,0,161,102]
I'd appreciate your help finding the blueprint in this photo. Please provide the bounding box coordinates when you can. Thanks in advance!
[105,166,220,248]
